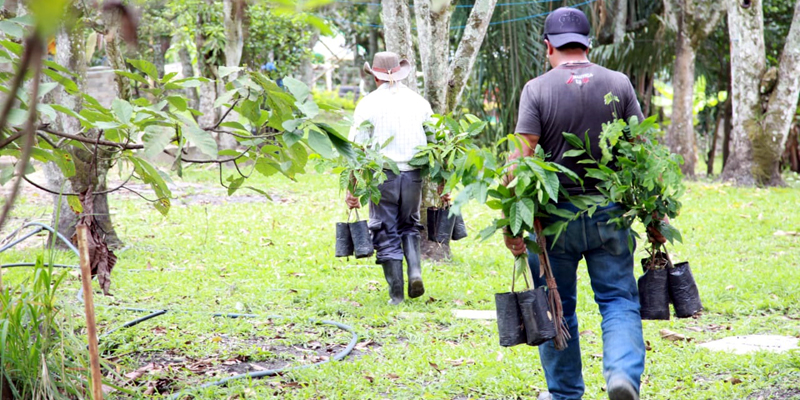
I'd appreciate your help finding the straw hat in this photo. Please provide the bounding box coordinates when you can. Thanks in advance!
[363,51,412,82]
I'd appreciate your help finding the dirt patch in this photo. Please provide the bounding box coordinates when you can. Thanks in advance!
[748,388,800,400]
[113,330,376,393]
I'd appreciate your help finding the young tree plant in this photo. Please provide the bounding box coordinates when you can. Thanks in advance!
[562,93,685,263]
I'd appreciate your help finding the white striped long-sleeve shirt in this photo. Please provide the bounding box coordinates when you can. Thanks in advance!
[348,83,433,171]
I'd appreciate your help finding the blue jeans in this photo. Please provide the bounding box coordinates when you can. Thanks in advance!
[527,202,644,400]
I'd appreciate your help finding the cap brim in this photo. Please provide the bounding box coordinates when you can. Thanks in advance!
[547,32,590,48]
[364,59,412,81]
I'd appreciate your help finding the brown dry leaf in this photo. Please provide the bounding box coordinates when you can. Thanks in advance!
[686,326,703,332]
[447,358,475,367]
[660,329,689,342]
[426,296,439,304]
[355,340,374,351]
[429,361,442,373]
[645,340,652,351]
[725,377,743,385]
[579,330,595,336]
[73,188,117,296]
[591,353,603,359]
[774,230,800,237]
[145,261,153,270]
[454,299,465,306]
[308,341,322,350]
[290,272,305,277]
[386,373,400,380]
[725,285,735,290]
[363,374,374,383]
[124,362,158,381]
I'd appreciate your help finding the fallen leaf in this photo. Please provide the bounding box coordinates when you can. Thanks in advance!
[429,361,442,373]
[591,353,603,359]
[685,327,703,332]
[579,330,595,336]
[725,285,735,290]
[290,272,305,277]
[386,373,400,380]
[363,374,374,383]
[355,340,374,351]
[496,351,503,362]
[725,377,743,385]
[447,358,475,367]
[774,230,799,237]
[211,336,222,343]
[454,299,465,306]
[426,296,439,304]
[660,329,689,342]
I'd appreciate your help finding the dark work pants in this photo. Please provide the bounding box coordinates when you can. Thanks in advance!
[369,169,423,262]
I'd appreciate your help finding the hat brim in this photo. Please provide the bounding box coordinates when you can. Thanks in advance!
[364,59,412,81]
[547,32,590,48]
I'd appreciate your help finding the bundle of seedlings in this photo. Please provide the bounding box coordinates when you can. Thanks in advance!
[334,135,400,259]
[563,93,701,319]
[410,114,485,244]
[454,136,589,350]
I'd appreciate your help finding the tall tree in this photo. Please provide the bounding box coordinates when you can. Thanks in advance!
[663,0,726,177]
[721,0,800,186]
[382,0,418,91]
[43,3,134,248]
[383,0,498,259]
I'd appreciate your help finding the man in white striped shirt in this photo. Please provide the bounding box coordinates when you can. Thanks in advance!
[346,51,433,305]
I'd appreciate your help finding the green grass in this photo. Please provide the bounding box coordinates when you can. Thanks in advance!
[1,166,799,399]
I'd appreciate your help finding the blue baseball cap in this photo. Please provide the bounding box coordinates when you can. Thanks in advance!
[543,7,591,48]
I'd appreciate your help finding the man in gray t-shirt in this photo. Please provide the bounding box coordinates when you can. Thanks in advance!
[516,63,644,196]
[504,7,645,400]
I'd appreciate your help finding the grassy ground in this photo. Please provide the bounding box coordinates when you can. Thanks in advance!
[1,165,799,399]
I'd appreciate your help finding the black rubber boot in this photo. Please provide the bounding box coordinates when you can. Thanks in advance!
[381,259,404,305]
[402,234,424,298]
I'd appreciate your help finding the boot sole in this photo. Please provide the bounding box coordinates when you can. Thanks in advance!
[408,279,424,298]
[608,381,638,400]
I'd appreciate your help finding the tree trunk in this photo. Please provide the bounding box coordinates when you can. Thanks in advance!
[613,0,627,44]
[760,0,800,180]
[445,0,499,113]
[45,24,122,249]
[381,0,418,91]
[179,45,199,110]
[152,35,171,78]
[722,83,733,167]
[782,124,800,172]
[667,26,697,177]
[104,20,131,101]
[707,105,724,176]
[720,0,767,185]
[223,0,244,73]
[196,7,219,133]
[414,0,450,112]
[721,0,800,186]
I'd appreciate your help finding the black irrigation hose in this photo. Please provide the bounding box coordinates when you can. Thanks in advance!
[1,223,359,399]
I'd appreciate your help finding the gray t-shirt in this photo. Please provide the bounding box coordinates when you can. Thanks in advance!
[515,63,644,196]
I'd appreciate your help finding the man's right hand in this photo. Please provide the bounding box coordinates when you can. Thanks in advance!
[345,191,361,209]
[504,233,526,257]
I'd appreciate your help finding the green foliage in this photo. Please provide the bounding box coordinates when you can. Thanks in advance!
[409,114,485,195]
[333,130,399,207]
[451,135,588,251]
[244,3,315,77]
[563,96,685,247]
[0,258,89,399]
[313,90,356,111]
